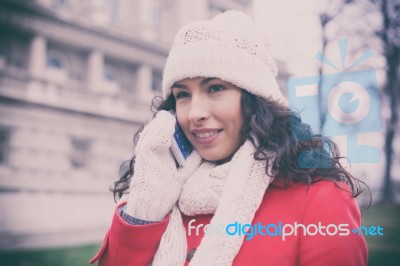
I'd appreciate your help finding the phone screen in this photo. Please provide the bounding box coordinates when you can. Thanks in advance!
[171,122,193,167]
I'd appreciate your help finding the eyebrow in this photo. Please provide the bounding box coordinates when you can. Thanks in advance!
[200,77,216,86]
[172,77,216,90]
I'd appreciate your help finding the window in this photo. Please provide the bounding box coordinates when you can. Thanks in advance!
[70,137,91,169]
[107,0,118,23]
[0,45,5,67]
[53,0,66,6]
[104,64,119,82]
[233,0,251,5]
[152,0,162,34]
[47,50,68,70]
[152,70,162,93]
[9,40,27,69]
[47,57,63,69]
[0,43,6,60]
[0,127,10,165]
[152,0,173,38]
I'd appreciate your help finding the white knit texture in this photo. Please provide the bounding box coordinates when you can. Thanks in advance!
[162,10,287,106]
[126,111,202,221]
[152,206,187,266]
[152,140,274,265]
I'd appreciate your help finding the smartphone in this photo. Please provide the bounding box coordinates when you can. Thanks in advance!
[171,121,193,167]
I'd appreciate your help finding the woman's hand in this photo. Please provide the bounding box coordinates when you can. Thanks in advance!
[126,111,202,221]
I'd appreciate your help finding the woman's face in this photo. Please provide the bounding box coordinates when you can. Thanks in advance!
[172,77,244,162]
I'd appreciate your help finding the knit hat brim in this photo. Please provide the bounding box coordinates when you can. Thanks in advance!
[163,41,285,104]
[162,10,288,106]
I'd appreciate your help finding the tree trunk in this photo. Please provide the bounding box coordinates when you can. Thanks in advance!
[380,46,399,204]
[378,0,400,204]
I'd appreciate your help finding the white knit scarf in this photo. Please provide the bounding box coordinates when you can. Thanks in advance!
[151,141,273,265]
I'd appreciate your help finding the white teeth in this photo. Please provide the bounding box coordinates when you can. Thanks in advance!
[194,131,218,138]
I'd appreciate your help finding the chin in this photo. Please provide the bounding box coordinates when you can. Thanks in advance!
[199,153,220,162]
[198,150,231,163]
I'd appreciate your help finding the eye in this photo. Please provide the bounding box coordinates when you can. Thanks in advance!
[209,85,225,93]
[174,91,190,100]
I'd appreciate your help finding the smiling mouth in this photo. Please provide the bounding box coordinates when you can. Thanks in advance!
[193,130,220,138]
[192,129,223,145]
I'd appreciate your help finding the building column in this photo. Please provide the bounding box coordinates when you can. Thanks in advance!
[137,0,155,41]
[28,35,46,78]
[87,50,104,91]
[175,0,208,26]
[117,0,136,29]
[136,64,153,102]
[89,0,109,25]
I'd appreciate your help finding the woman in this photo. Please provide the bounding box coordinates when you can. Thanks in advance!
[90,10,368,266]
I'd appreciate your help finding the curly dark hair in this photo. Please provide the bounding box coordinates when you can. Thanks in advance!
[112,90,370,204]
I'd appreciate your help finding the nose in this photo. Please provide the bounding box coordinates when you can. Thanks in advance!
[187,94,209,124]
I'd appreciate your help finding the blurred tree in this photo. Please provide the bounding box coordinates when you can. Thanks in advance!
[317,0,399,204]
[372,0,400,204]
[317,0,354,129]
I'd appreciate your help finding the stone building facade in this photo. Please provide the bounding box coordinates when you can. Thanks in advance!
[0,0,255,249]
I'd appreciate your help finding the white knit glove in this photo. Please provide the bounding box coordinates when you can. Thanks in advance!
[125,111,202,221]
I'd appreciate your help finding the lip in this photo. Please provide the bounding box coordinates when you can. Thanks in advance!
[191,128,222,145]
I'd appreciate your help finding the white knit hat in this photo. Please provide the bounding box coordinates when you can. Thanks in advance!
[162,10,287,105]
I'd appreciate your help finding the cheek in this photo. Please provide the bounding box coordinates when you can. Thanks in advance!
[227,103,245,148]
[215,106,244,145]
[222,98,243,132]
[175,106,190,133]
[229,113,244,145]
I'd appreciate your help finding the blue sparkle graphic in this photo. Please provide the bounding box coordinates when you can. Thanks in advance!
[315,38,374,71]
[339,92,360,113]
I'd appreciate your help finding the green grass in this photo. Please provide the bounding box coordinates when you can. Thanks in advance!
[0,205,399,266]
[0,244,101,266]
[362,204,400,266]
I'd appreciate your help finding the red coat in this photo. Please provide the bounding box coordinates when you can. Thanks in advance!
[90,180,367,266]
